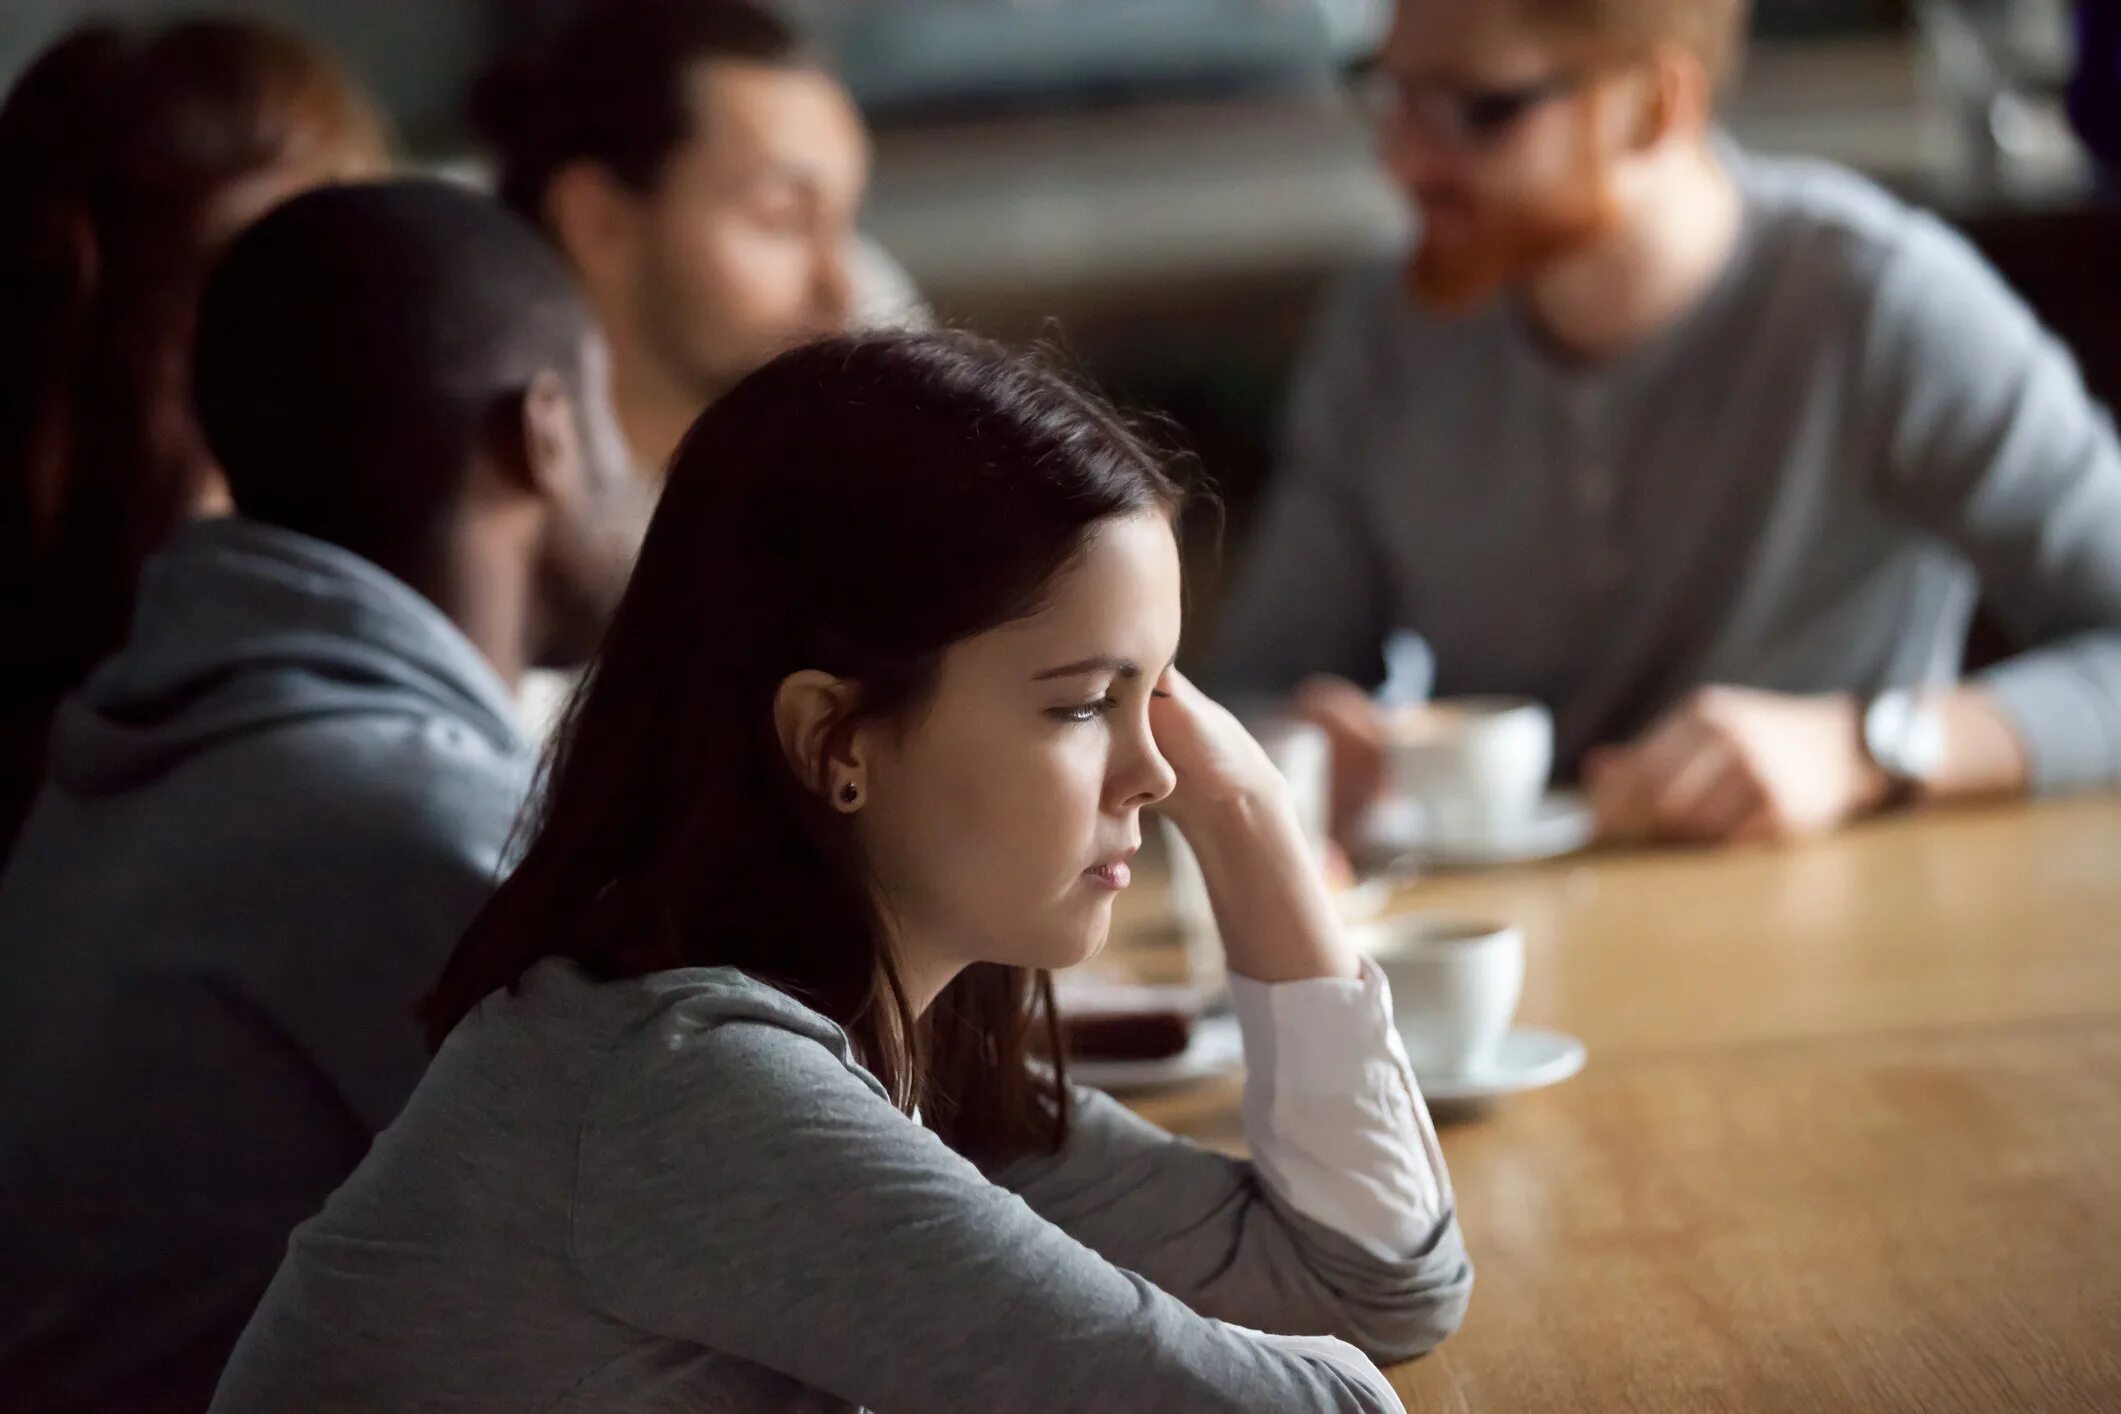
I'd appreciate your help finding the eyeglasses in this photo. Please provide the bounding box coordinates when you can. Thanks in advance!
[1352,67,1588,149]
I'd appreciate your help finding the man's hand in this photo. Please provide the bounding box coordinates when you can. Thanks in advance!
[1585,687,1891,845]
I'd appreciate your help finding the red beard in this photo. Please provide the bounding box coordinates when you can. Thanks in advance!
[1406,108,1625,315]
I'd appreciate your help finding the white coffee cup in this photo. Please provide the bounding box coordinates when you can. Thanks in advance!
[1356,914,1524,1077]
[1255,718,1330,854]
[1387,697,1553,846]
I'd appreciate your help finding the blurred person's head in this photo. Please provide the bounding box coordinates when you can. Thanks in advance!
[0,16,386,853]
[472,0,870,472]
[195,181,653,683]
[1369,0,1746,313]
[0,30,386,663]
[422,332,1184,1164]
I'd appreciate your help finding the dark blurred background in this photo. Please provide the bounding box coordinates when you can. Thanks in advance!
[5,0,2112,624]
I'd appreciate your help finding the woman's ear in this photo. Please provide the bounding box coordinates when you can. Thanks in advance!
[774,670,867,808]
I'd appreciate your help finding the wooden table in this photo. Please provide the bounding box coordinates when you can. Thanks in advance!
[1118,798,2121,1412]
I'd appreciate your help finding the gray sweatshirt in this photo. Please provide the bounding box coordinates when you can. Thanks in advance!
[1209,148,2121,788]
[0,519,531,1411]
[212,960,1472,1412]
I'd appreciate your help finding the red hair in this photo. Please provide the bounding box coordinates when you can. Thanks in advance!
[1523,0,1750,88]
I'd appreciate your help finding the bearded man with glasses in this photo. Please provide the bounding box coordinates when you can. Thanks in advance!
[1211,0,2121,850]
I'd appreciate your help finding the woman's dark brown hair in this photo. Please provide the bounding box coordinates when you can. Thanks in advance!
[0,18,386,854]
[422,332,1183,1163]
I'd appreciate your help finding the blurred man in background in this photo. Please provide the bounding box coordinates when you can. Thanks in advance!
[1211,0,2121,847]
[472,0,884,475]
[0,182,649,1411]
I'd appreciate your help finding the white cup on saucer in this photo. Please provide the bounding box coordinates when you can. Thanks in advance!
[1357,914,1525,1078]
[1387,698,1553,850]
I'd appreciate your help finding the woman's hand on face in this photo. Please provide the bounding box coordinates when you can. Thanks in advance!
[1147,669,1288,837]
[1148,670,1358,983]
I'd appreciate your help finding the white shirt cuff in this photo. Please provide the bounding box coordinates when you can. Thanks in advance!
[1228,957,1451,1262]
[1218,1322,1406,1411]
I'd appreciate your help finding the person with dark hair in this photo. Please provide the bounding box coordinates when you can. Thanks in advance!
[0,17,389,864]
[0,180,651,1412]
[471,0,881,475]
[212,332,1471,1412]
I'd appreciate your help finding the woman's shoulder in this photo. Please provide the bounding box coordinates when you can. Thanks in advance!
[505,957,894,1113]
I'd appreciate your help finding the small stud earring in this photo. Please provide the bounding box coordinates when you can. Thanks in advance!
[839,781,860,806]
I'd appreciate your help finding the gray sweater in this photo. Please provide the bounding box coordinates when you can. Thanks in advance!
[0,519,531,1411]
[1210,148,2121,788]
[212,960,1473,1412]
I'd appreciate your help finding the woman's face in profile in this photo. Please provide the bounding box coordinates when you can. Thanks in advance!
[853,512,1183,987]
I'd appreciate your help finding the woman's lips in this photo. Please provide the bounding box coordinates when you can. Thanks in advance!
[1083,860,1132,891]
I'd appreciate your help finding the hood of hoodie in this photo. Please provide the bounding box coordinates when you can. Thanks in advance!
[49,517,525,797]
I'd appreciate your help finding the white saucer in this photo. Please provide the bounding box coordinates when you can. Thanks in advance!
[1063,1013,1243,1093]
[1402,1025,1587,1104]
[1364,792,1596,870]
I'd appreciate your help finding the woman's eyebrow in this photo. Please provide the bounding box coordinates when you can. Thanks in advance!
[1033,656,1140,682]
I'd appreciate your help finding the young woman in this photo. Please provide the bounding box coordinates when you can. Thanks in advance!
[0,18,388,858]
[212,333,1472,1413]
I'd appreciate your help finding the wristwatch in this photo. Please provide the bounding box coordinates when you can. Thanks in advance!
[1863,688,1947,807]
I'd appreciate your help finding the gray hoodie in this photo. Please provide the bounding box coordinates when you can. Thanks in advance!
[0,517,532,1412]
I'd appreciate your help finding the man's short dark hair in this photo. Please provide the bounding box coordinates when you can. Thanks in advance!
[470,0,816,227]
[194,179,591,565]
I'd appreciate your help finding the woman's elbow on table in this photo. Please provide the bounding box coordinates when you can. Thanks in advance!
[1324,1213,1476,1367]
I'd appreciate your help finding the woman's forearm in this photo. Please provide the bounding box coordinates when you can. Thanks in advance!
[1178,783,1361,984]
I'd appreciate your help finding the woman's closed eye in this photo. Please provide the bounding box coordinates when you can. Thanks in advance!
[1049,695,1120,724]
